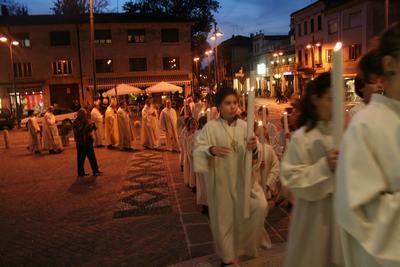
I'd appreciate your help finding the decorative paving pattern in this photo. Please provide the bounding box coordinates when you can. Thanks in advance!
[113,151,172,218]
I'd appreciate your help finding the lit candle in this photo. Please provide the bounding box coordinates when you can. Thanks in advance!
[246,78,250,92]
[332,42,344,148]
[242,93,246,111]
[283,112,289,134]
[206,108,211,122]
[244,86,255,218]
[233,79,238,90]
[183,99,187,117]
[258,120,265,144]
[262,105,267,126]
[200,110,205,118]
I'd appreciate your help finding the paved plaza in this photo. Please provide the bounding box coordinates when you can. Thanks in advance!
[0,98,291,267]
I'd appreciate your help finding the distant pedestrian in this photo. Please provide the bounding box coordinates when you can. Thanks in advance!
[117,101,134,151]
[91,100,105,147]
[42,106,63,154]
[26,110,41,154]
[73,109,101,177]
[105,99,119,149]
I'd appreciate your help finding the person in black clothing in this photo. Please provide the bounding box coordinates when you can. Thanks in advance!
[73,109,102,177]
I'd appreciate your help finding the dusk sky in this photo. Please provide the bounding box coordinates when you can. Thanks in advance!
[19,0,317,40]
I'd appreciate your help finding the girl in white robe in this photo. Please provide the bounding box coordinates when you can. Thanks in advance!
[91,101,105,147]
[335,24,400,267]
[193,87,268,266]
[141,97,160,149]
[27,110,41,154]
[280,72,343,267]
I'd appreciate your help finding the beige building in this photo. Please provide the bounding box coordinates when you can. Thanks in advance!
[291,0,399,98]
[0,14,193,113]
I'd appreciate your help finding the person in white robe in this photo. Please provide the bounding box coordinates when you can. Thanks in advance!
[195,116,208,212]
[42,106,63,154]
[141,97,160,149]
[185,118,198,188]
[91,100,105,147]
[117,101,134,151]
[192,96,204,120]
[335,24,400,267]
[180,121,191,186]
[177,110,187,172]
[280,73,343,267]
[159,100,179,151]
[105,99,119,149]
[193,87,267,265]
[27,110,41,154]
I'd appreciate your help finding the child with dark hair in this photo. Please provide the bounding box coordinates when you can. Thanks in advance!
[280,72,343,267]
[335,22,400,267]
[349,49,384,117]
[193,87,268,266]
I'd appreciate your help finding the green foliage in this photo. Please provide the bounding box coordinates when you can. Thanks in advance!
[122,0,220,56]
[51,0,109,15]
[0,0,28,15]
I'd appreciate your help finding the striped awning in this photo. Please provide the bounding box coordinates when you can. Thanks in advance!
[88,74,191,90]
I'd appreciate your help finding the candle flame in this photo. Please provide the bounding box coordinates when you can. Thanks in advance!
[258,120,263,126]
[250,86,255,91]
[283,112,287,115]
[262,105,266,108]
[334,42,342,51]
[207,108,211,111]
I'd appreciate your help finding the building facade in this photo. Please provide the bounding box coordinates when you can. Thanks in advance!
[292,0,400,98]
[0,14,193,113]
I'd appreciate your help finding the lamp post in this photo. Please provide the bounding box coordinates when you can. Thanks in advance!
[193,57,200,95]
[1,36,20,127]
[210,22,223,89]
[205,50,213,88]
[306,42,321,79]
[89,0,97,100]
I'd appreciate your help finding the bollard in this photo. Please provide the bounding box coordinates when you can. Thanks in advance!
[3,129,10,149]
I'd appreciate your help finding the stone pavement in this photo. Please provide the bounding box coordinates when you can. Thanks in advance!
[0,98,290,267]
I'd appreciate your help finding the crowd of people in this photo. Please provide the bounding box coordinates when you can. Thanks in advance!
[23,23,400,267]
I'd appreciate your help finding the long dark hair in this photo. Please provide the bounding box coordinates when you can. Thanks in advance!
[215,87,239,107]
[297,72,331,132]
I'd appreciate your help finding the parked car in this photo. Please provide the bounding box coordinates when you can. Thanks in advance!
[0,108,15,129]
[21,108,77,129]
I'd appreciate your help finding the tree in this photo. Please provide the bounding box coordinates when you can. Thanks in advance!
[51,0,109,15]
[123,0,220,56]
[0,0,28,15]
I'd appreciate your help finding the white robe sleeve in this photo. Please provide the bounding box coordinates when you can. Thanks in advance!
[193,126,212,173]
[266,146,280,189]
[280,132,334,201]
[335,122,400,266]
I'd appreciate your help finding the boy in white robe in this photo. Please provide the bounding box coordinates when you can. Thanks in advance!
[27,110,41,154]
[141,97,160,149]
[194,87,267,266]
[280,73,343,267]
[335,24,400,267]
[42,106,63,154]
[195,116,208,213]
[105,100,119,149]
[91,100,105,147]
[159,100,179,152]
[117,101,134,151]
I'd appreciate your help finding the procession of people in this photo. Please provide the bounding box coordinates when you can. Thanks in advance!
[22,23,400,267]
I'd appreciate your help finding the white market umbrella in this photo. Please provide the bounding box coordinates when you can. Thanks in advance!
[106,83,143,97]
[146,81,183,94]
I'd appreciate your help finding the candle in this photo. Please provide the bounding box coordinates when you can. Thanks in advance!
[332,42,344,148]
[283,112,289,134]
[246,78,250,92]
[233,79,238,90]
[242,93,246,111]
[200,110,205,117]
[258,120,265,144]
[262,105,267,126]
[183,99,187,117]
[206,108,211,122]
[244,86,255,218]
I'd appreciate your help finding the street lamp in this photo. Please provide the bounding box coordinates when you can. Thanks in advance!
[1,36,21,127]
[205,50,213,88]
[306,42,321,79]
[210,22,223,89]
[193,57,200,94]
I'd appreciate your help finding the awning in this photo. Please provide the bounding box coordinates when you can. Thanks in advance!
[0,81,44,93]
[88,74,191,90]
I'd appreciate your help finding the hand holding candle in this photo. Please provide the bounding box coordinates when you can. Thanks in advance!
[206,108,211,122]
[244,86,255,218]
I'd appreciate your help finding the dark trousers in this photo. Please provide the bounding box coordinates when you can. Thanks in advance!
[76,143,99,175]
